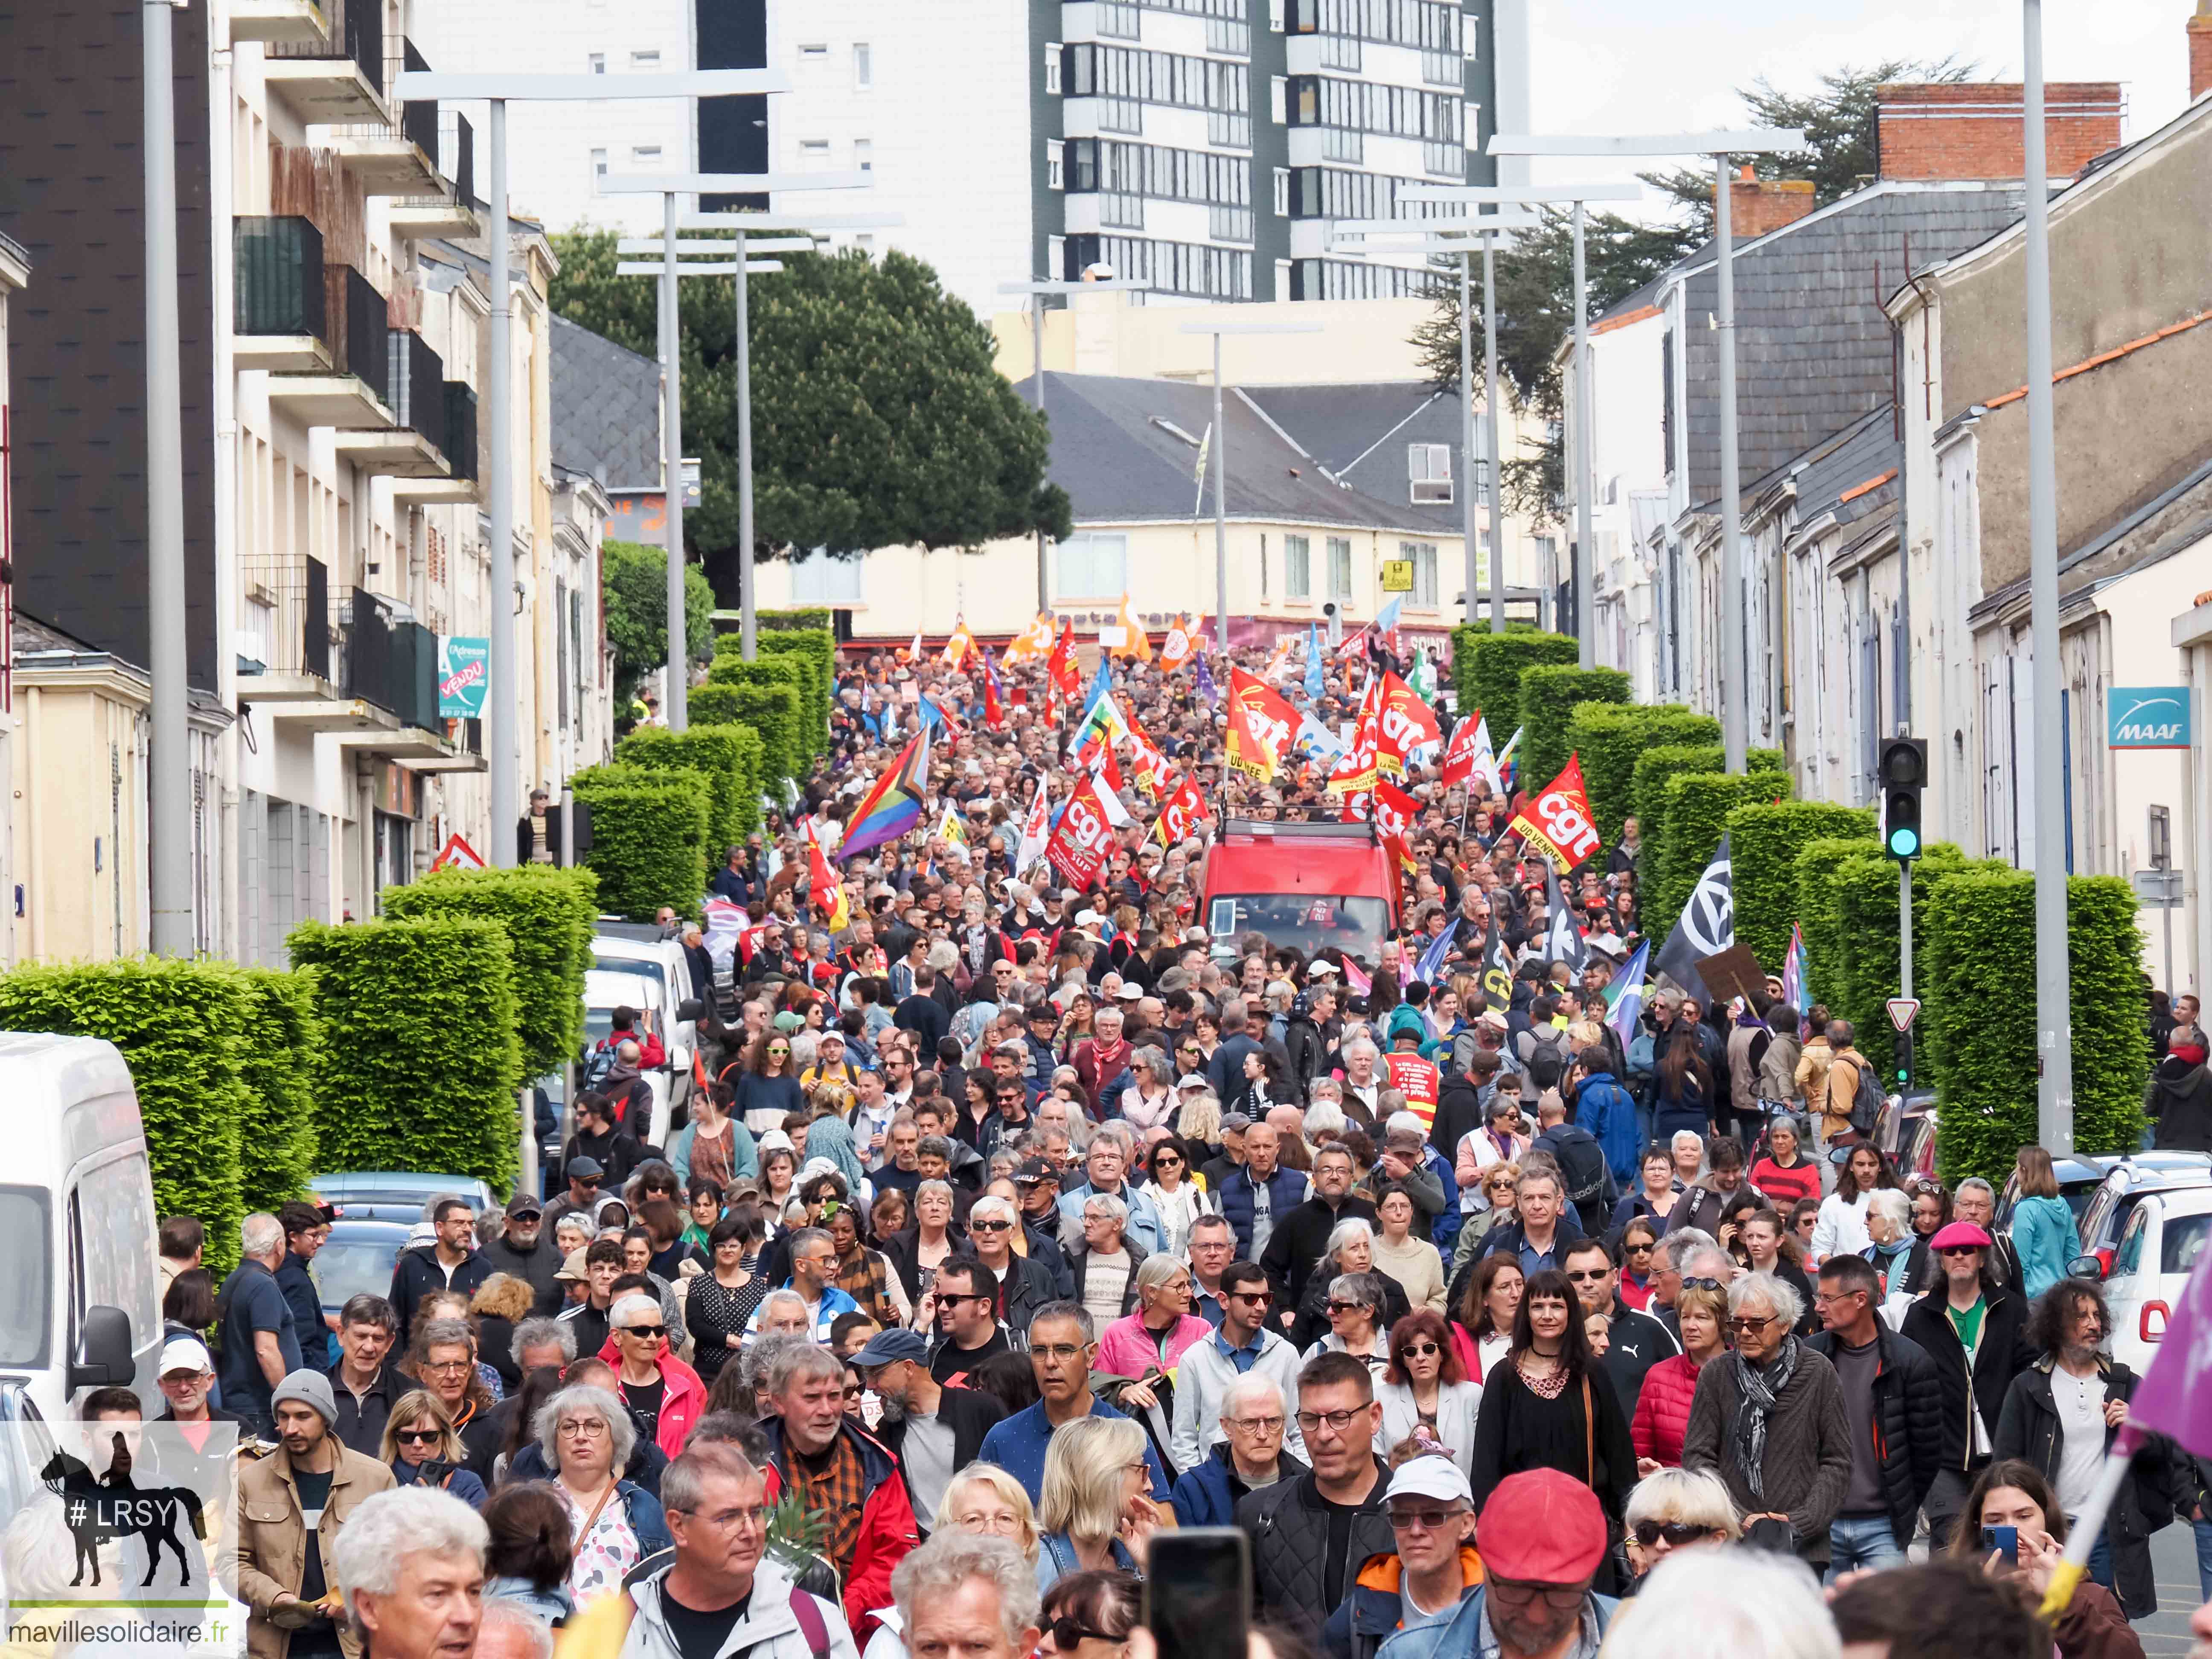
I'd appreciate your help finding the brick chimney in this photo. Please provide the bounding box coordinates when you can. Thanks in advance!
[1876,82,2125,180]
[1717,166,1816,237]
[2192,2,2212,102]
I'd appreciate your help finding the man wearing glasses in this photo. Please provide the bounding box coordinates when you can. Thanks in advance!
[975,1302,1170,1505]
[1238,1350,1392,1641]
[927,1259,1013,1385]
[1560,1237,1677,1415]
[1805,1254,1942,1579]
[1169,1370,1303,1529]
[1325,1456,1484,1659]
[1187,1213,1237,1326]
[1170,1261,1307,1473]
[611,1293,707,1460]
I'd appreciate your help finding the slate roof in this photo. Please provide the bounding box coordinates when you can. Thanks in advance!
[1791,404,1903,533]
[1668,183,2026,509]
[1016,372,1463,536]
[549,313,661,492]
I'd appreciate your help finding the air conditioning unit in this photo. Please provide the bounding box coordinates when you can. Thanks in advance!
[1412,480,1453,505]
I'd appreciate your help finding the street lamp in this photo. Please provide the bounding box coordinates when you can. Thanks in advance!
[1328,210,1545,637]
[2021,0,2072,1151]
[997,276,1152,614]
[599,172,873,696]
[388,67,790,857]
[1178,321,1324,655]
[1489,131,1804,764]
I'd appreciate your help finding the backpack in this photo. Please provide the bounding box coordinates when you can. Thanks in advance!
[1843,1052,1883,1137]
[581,1040,619,1093]
[1552,1128,1614,1211]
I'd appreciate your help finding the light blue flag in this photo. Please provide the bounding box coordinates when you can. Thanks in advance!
[1415,917,1456,988]
[1305,623,1324,701]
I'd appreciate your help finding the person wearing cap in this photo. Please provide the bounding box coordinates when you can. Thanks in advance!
[544,1154,609,1233]
[476,1189,563,1317]
[155,1333,244,1444]
[1323,1455,1484,1659]
[236,1368,398,1659]
[1372,1468,1616,1659]
[856,1325,1008,1532]
[1900,1217,2037,1550]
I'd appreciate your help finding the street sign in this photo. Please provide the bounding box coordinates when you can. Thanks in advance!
[1381,559,1415,593]
[2109,687,2190,749]
[431,832,486,871]
[1886,996,1921,1033]
[2132,866,2185,909]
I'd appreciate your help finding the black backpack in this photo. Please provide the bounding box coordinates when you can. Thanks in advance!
[1844,1053,1884,1137]
[1553,1128,1615,1214]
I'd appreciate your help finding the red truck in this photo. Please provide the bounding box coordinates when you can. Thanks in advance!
[1200,817,1400,963]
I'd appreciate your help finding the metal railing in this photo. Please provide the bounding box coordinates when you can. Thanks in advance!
[329,265,392,402]
[387,329,446,454]
[239,551,332,682]
[338,588,439,729]
[443,382,478,480]
[268,0,381,91]
[234,216,326,338]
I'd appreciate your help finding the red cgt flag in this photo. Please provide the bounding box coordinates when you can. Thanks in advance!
[1226,668,1299,781]
[1507,753,1604,869]
[1374,672,1441,777]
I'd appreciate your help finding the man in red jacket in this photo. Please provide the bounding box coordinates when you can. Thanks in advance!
[757,1339,918,1635]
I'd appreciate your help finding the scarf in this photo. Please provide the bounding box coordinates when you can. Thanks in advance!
[1730,1336,1799,1502]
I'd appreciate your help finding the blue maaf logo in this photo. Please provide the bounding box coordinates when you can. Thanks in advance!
[2108,687,2191,750]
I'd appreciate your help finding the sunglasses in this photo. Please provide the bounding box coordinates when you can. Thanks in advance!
[1229,1289,1273,1306]
[1327,1300,1372,1315]
[1050,1620,1121,1652]
[620,1324,669,1340]
[1401,1341,1441,1357]
[1564,1268,1610,1282]
[1938,1245,1984,1257]
[1388,1506,1465,1532]
[1632,1519,1714,1548]
[1680,1277,1724,1292]
[393,1429,443,1447]
[971,1219,1013,1232]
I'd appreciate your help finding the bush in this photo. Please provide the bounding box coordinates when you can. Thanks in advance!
[1793,835,1877,1015]
[233,969,320,1214]
[1564,703,1719,848]
[1651,770,1793,949]
[570,764,713,921]
[760,607,832,632]
[1517,666,1631,795]
[689,681,802,792]
[602,541,716,711]
[751,628,835,760]
[289,917,524,1191]
[1631,745,1784,904]
[707,655,810,782]
[381,867,600,1080]
[616,725,754,853]
[0,959,253,1278]
[1925,871,2149,1185]
[1724,801,1876,973]
[1450,629,1577,734]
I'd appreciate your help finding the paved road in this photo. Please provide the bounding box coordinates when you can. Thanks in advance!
[2133,1521,2205,1657]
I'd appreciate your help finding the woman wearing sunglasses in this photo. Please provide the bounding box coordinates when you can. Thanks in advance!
[1141,1134,1217,1262]
[1376,1311,1481,1472]
[380,1388,488,1509]
[734,1029,806,1135]
[1620,1467,1739,1587]
[1037,1568,1140,1659]
[1615,1219,1660,1311]
[1630,1278,1728,1472]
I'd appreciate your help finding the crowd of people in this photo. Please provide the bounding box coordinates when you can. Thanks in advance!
[83,630,2212,1659]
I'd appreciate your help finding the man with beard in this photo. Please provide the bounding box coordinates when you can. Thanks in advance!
[851,1327,1004,1536]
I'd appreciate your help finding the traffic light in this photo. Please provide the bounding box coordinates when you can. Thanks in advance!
[1879,735,1927,862]
[1895,1027,1915,1092]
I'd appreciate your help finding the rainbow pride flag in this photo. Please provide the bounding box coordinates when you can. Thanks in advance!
[841,726,933,861]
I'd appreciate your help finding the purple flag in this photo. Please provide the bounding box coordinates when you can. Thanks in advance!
[2122,1240,2212,1456]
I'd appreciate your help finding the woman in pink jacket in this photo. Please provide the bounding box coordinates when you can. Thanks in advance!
[1096,1256,1214,1382]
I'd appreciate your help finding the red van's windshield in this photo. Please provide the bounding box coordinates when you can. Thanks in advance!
[1206,894,1391,958]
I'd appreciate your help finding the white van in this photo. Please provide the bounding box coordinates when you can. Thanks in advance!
[0,1033,159,1434]
[582,969,677,1147]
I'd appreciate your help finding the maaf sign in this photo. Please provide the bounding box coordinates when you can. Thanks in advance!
[2109,687,2191,750]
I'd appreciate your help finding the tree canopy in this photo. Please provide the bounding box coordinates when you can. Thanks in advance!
[601,538,715,718]
[550,236,1071,605]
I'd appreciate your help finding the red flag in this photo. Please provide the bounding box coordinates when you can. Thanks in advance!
[1327,675,1384,797]
[1374,672,1441,777]
[1045,777,1118,889]
[1154,771,1210,847]
[983,653,1006,731]
[1047,620,1081,702]
[1225,668,1299,781]
[1373,780,1419,844]
[1507,753,1604,869]
[1440,710,1487,786]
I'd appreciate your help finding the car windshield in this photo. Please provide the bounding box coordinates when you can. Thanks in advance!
[1207,894,1390,959]
[316,1232,407,1314]
[593,957,664,986]
[2165,1213,2212,1275]
[0,1189,49,1367]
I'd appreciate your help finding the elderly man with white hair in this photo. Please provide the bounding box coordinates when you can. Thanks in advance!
[1169,1368,1306,1526]
[1339,1037,1384,1121]
[1168,1260,1307,1474]
[327,1484,487,1659]
[889,1532,1039,1659]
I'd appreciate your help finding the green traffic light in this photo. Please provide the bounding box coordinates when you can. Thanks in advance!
[1897,1069,1909,1083]
[1887,825,1921,859]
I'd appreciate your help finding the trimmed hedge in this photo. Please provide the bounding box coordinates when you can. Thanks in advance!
[570,764,714,921]
[1450,629,1577,734]
[1926,871,2149,1184]
[616,725,753,853]
[1792,835,1878,1016]
[1632,745,1785,901]
[1724,801,1876,974]
[289,917,524,1191]
[1651,769,1793,949]
[688,682,801,794]
[704,658,809,786]
[233,968,320,1215]
[0,959,256,1277]
[752,629,835,760]
[381,867,599,1080]
[1517,666,1631,796]
[760,607,833,632]
[1565,704,1720,850]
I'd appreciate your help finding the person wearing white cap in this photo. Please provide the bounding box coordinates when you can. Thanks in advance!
[154,1335,244,1437]
[1322,1455,1482,1659]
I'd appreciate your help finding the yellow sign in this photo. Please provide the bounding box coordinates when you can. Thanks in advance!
[1380,559,1415,593]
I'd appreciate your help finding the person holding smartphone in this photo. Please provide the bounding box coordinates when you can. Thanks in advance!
[380,1389,488,1511]
[1942,1459,2139,1659]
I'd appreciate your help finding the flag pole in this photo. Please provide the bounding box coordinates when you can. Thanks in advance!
[2037,1431,2141,1620]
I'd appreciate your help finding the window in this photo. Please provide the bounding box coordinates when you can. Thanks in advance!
[632,145,661,163]
[1272,166,1290,215]
[1271,75,1289,125]
[630,49,661,67]
[1046,139,1064,190]
[1056,532,1129,598]
[855,139,874,172]
[1403,541,1439,608]
[1469,417,1489,505]
[1327,536,1353,600]
[798,43,830,60]
[588,52,605,73]
[1045,42,1062,95]
[1259,534,1268,597]
[1286,534,1311,598]
[1270,0,1286,29]
[853,42,873,87]
[591,147,608,183]
[800,139,832,163]
[1409,442,1452,504]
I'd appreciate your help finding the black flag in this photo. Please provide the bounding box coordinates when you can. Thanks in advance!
[1655,831,1733,1005]
[1543,862,1588,971]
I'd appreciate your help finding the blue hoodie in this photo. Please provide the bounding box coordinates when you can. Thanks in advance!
[2011,1193,2083,1299]
[1573,1070,1642,1186]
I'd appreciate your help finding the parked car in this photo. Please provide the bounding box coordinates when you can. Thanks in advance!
[314,1218,418,1320]
[2095,1185,2212,1374]
[311,1171,500,1223]
[1993,1152,2187,1231]
[2067,1153,2212,1276]
[593,929,700,1106]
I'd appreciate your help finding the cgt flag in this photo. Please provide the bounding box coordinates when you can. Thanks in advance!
[1507,754,1603,869]
[1654,832,1734,1005]
[1154,771,1209,847]
[1439,710,1490,789]
[1226,668,1299,780]
[1045,777,1118,890]
[1374,672,1442,777]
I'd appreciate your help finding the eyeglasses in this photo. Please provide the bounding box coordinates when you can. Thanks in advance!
[1388,1507,1465,1533]
[1632,1519,1715,1549]
[1680,1277,1724,1292]
[1225,1415,1285,1435]
[1728,1314,1782,1332]
[1032,1343,1088,1362]
[1049,1619,1121,1651]
[1564,1269,1610,1283]
[620,1324,668,1340]
[1327,1300,1372,1316]
[393,1429,443,1447]
[687,1504,772,1532]
[971,1219,1013,1233]
[422,1359,473,1374]
[1484,1578,1588,1611]
[1295,1407,1368,1435]
[768,1046,791,1057]
[558,1419,610,1438]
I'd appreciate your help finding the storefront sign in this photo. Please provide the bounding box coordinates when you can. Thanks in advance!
[2109,687,2189,749]
[439,636,490,718]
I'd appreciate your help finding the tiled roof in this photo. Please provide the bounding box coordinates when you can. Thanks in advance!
[548,313,661,492]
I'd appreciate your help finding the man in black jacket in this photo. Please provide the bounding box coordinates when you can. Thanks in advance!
[1561,1237,1676,1415]
[1260,1145,1374,1336]
[1899,1221,2037,1549]
[1806,1254,1943,1575]
[1237,1351,1395,1642]
[1529,1095,1615,1236]
[854,1327,1006,1535]
[386,1196,492,1342]
[968,1194,1066,1329]
[477,1192,564,1315]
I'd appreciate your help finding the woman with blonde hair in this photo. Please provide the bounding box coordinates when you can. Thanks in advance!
[861,1464,1046,1659]
[379,1388,489,1509]
[1175,1089,1223,1152]
[1036,1414,1168,1590]
[1621,1467,1740,1583]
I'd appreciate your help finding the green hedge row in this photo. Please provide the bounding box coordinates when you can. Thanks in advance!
[1449,628,1577,735]
[570,764,714,922]
[706,656,811,783]
[753,629,835,762]
[688,681,802,793]
[1652,770,1793,946]
[381,866,599,1080]
[760,607,833,632]
[1791,835,1877,1018]
[1815,843,1983,1057]
[1563,702,1719,848]
[289,917,524,1190]
[1631,745,1783,935]
[1925,871,2148,1184]
[615,725,759,853]
[1724,801,1876,973]
[233,968,320,1216]
[1518,666,1631,797]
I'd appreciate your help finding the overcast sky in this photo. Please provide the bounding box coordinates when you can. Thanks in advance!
[1519,0,2195,209]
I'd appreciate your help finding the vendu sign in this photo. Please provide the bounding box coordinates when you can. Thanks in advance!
[2109,686,2190,750]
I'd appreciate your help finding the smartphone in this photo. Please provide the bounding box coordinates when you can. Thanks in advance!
[1980,1525,2020,1560]
[416,1458,455,1487]
[1146,1528,1249,1659]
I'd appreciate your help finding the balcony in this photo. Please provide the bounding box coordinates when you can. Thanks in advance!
[391,110,479,239]
[335,329,449,478]
[395,382,479,503]
[239,568,457,757]
[340,590,440,731]
[231,0,331,46]
[264,0,387,123]
[327,41,440,195]
[233,215,332,370]
[268,264,394,427]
